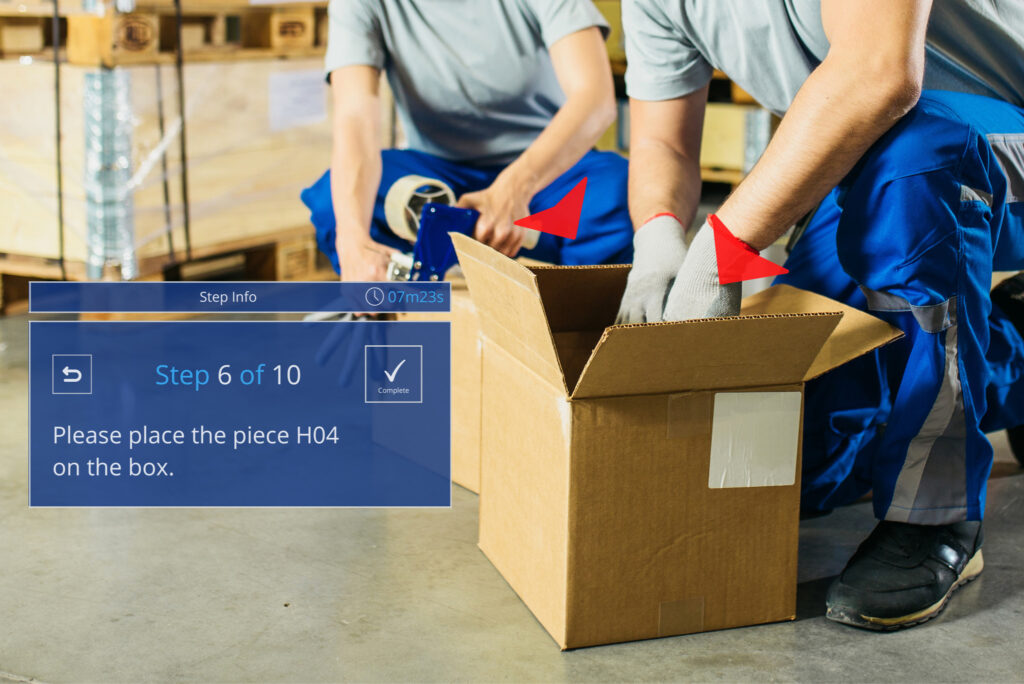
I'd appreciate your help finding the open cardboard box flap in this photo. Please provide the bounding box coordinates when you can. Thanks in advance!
[741,284,904,380]
[451,233,902,399]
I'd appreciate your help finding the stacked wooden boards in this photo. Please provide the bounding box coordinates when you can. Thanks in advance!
[0,57,333,267]
[0,1,351,293]
[0,1,329,65]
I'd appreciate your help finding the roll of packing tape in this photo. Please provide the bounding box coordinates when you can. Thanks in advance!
[383,175,457,242]
[383,173,540,252]
[521,227,540,250]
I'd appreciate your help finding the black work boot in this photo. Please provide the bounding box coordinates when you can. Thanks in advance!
[826,520,984,630]
[991,272,1024,466]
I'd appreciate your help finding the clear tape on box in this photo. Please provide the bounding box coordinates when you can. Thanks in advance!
[0,57,333,278]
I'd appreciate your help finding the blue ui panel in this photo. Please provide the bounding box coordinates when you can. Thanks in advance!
[30,281,450,314]
[30,321,451,507]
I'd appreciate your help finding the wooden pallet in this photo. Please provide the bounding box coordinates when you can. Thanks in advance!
[2,56,333,266]
[0,1,69,56]
[0,1,328,64]
[0,225,335,316]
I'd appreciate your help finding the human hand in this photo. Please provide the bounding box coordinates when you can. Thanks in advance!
[615,214,689,324]
[661,219,741,321]
[456,179,532,257]
[338,236,400,282]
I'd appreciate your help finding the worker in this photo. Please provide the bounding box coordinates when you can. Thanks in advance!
[302,0,634,281]
[617,0,1024,630]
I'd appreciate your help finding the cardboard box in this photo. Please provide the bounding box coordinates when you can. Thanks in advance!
[451,234,902,649]
[399,282,483,493]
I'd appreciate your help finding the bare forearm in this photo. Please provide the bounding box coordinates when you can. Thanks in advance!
[493,27,616,202]
[625,88,707,231]
[331,111,381,247]
[717,58,920,250]
[497,90,615,200]
[628,137,702,230]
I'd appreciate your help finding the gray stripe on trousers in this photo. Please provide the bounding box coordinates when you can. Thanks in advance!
[960,184,993,207]
[858,287,954,333]
[886,298,968,524]
[988,133,1024,203]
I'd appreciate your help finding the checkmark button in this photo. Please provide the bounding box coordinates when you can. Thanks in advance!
[384,359,406,383]
[365,345,422,404]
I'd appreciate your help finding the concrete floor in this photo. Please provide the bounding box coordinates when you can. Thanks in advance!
[1,313,1023,684]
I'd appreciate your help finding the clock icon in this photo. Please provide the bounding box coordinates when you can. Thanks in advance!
[365,286,386,307]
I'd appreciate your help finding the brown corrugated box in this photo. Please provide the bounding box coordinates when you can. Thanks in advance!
[400,281,483,493]
[451,233,902,649]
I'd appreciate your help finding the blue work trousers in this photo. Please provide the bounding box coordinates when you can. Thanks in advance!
[779,91,1024,523]
[302,148,634,272]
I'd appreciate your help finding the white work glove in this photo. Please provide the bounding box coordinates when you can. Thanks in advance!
[615,214,689,324]
[662,220,742,321]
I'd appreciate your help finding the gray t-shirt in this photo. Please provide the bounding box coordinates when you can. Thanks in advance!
[325,0,608,166]
[624,0,1024,116]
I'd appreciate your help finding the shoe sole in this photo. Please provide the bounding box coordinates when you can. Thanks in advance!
[826,549,984,631]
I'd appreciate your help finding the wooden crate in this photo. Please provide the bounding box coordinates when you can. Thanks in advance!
[0,57,332,267]
[0,1,328,64]
[68,4,326,66]
[0,225,335,315]
[0,15,45,53]
[241,5,315,51]
[0,1,76,57]
[67,11,160,65]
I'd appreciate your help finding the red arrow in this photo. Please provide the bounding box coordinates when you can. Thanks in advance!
[514,177,586,240]
[709,214,788,284]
